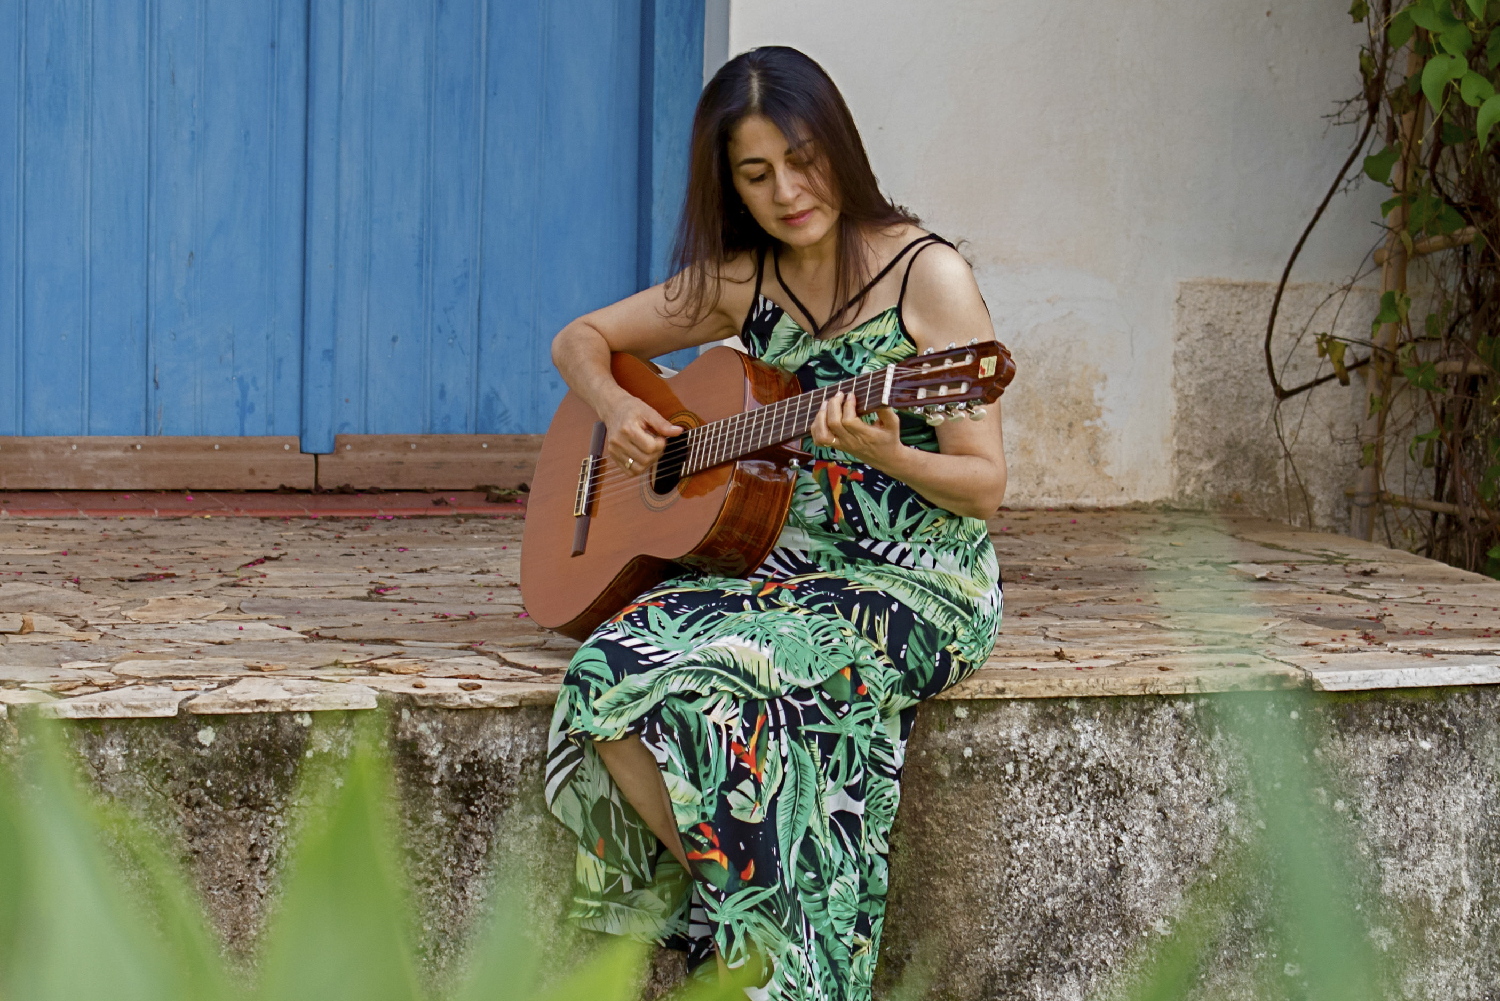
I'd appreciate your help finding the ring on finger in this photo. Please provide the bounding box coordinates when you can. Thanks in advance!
[625,456,634,470]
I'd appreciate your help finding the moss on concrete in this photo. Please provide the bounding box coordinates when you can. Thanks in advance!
[5,689,1500,1000]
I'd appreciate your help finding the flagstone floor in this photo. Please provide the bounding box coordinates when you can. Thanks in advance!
[2,506,1499,719]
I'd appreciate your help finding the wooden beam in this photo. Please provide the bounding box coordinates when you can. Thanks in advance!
[1347,487,1473,518]
[315,435,543,490]
[1381,491,1465,516]
[0,437,314,490]
[1373,226,1478,265]
[1434,359,1493,376]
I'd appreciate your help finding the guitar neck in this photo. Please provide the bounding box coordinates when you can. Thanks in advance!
[679,366,892,476]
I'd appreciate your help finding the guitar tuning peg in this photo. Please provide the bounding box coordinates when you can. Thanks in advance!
[921,346,935,356]
[968,337,978,345]
[967,406,987,421]
[924,406,946,426]
[946,342,957,350]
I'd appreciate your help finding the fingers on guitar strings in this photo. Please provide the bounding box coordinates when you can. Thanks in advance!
[840,390,861,422]
[812,393,837,448]
[827,391,857,446]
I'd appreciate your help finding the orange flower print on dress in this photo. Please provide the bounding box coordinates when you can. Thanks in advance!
[686,821,729,869]
[545,281,1005,1001]
[812,460,864,525]
[730,711,768,780]
[607,600,664,623]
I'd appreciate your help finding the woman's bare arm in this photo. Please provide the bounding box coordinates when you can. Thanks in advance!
[551,264,751,474]
[812,245,1008,520]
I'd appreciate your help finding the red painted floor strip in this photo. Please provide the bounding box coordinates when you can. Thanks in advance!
[0,490,525,519]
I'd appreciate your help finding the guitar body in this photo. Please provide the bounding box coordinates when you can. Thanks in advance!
[521,346,805,640]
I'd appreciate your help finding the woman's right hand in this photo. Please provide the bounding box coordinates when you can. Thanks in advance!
[602,395,682,475]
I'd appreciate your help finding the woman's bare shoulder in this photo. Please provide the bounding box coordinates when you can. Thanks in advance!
[908,239,976,288]
[715,249,761,285]
[690,249,763,320]
[900,241,990,345]
[871,221,931,249]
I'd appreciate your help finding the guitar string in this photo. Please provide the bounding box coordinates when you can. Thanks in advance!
[580,369,886,506]
[576,358,990,505]
[688,370,870,475]
[592,362,920,498]
[578,374,844,505]
[578,367,895,505]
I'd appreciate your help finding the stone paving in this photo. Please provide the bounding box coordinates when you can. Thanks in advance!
[2,507,1499,718]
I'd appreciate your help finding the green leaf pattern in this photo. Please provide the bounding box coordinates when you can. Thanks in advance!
[544,297,1003,999]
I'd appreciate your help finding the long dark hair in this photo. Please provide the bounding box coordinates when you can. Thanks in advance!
[667,46,918,329]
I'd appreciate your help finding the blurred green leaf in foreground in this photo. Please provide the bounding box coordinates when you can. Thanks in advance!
[1110,692,1391,1001]
[0,699,1394,1001]
[0,715,760,1001]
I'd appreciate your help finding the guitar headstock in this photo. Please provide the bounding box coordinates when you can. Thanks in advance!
[887,340,1016,425]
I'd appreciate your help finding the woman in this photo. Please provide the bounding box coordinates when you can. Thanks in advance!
[544,46,1005,1000]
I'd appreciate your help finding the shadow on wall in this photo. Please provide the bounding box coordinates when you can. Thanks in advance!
[1172,280,1378,533]
[972,264,1127,508]
[1000,335,1118,508]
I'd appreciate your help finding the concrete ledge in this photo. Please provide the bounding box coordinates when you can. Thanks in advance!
[3,510,1500,717]
[38,684,194,719]
[940,654,1305,699]
[7,689,1500,1000]
[1284,651,1500,692]
[185,678,379,714]
[3,508,1498,996]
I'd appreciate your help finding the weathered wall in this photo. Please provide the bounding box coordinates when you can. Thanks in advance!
[1172,280,1376,534]
[14,707,571,987]
[728,1,1384,516]
[8,688,1500,1000]
[882,691,1500,1001]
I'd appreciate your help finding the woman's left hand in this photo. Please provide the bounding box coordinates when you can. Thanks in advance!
[810,390,904,465]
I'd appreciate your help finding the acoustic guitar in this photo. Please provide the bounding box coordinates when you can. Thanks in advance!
[520,340,1016,639]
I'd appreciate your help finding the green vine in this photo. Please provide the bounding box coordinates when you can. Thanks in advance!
[1275,0,1500,575]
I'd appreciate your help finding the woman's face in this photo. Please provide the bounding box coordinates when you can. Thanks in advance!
[727,114,839,250]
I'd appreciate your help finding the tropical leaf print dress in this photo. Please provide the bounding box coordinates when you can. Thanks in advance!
[545,253,1003,1001]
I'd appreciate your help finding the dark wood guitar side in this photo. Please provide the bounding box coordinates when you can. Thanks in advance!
[521,347,803,640]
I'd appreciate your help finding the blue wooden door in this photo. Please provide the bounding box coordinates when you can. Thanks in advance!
[1,0,702,452]
[0,0,308,438]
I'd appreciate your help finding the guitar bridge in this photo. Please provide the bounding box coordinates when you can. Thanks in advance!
[572,422,608,556]
[573,456,597,517]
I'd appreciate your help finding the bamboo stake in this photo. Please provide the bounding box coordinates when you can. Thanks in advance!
[1434,359,1493,375]
[1345,488,1470,518]
[1393,359,1494,381]
[1382,491,1465,516]
[1351,47,1426,541]
[1372,225,1478,264]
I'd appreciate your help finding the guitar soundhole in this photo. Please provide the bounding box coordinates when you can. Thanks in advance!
[651,434,690,495]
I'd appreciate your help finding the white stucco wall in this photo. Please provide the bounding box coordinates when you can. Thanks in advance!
[730,1,1382,510]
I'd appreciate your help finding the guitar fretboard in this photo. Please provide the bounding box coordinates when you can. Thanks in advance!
[679,366,892,475]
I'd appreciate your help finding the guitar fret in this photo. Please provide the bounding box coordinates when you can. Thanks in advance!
[681,370,887,476]
[749,400,766,454]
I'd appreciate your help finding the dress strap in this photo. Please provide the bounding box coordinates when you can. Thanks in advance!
[773,232,949,338]
[771,248,824,336]
[741,245,769,337]
[896,234,955,333]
